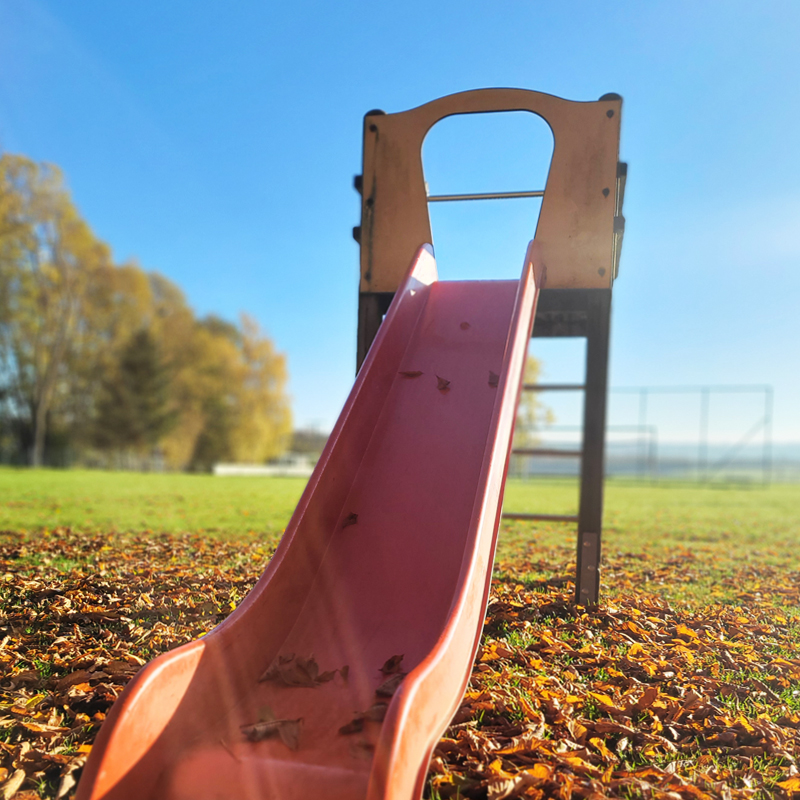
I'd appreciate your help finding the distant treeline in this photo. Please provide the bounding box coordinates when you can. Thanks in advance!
[0,153,292,469]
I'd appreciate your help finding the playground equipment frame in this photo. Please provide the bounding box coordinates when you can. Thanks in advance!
[352,89,626,605]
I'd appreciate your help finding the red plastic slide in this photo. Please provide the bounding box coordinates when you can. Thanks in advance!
[76,243,543,800]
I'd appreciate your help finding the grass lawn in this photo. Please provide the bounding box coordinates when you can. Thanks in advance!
[2,467,798,603]
[1,468,800,799]
[0,467,306,540]
[3,467,797,547]
[501,478,800,606]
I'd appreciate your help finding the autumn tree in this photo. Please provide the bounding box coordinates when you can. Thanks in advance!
[0,153,111,465]
[93,329,176,455]
[163,313,291,471]
[512,355,555,449]
[226,314,292,463]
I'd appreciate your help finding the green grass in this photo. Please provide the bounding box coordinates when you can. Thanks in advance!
[501,476,800,554]
[2,467,799,593]
[501,477,800,607]
[0,467,306,537]
[2,468,798,554]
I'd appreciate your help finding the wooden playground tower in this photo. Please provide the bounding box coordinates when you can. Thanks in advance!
[352,89,627,605]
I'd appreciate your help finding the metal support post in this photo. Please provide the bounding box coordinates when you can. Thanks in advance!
[357,293,394,373]
[575,290,612,606]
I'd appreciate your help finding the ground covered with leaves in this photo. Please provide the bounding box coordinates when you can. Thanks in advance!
[0,511,799,799]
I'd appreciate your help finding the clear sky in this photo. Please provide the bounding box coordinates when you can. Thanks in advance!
[1,1,798,442]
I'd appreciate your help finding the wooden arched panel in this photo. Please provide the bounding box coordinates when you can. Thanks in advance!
[357,89,622,292]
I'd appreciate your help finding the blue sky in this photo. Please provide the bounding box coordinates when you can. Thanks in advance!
[1,1,798,442]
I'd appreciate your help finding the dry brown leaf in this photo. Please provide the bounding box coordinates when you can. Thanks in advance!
[376,672,405,698]
[2,769,26,800]
[56,757,86,799]
[259,654,332,687]
[630,685,659,712]
[349,738,375,760]
[435,376,450,391]
[380,654,404,675]
[399,370,423,378]
[241,718,302,750]
[363,702,389,722]
[342,513,359,529]
[338,717,365,736]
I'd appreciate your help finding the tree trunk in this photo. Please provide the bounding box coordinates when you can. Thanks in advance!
[29,278,76,467]
[30,332,66,467]
[31,398,47,467]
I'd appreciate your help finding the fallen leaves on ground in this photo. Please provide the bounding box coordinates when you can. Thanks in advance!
[430,549,800,800]
[0,528,269,799]
[1,528,799,799]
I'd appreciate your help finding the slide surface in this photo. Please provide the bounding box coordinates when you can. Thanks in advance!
[76,244,542,800]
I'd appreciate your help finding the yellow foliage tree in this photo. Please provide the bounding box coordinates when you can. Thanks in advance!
[512,355,555,449]
[0,154,112,465]
[160,313,291,470]
[228,314,292,463]
[0,152,292,470]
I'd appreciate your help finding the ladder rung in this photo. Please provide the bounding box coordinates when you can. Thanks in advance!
[522,383,585,392]
[427,190,544,202]
[502,513,579,523]
[512,448,582,458]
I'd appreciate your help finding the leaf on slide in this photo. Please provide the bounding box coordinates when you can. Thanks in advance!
[376,672,406,698]
[380,654,405,675]
[241,718,303,750]
[342,513,359,529]
[460,322,470,330]
[363,702,389,722]
[436,375,451,392]
[339,702,388,736]
[350,738,376,760]
[488,371,500,388]
[399,370,423,378]
[339,665,350,680]
[257,705,276,723]
[338,717,365,735]
[259,654,335,687]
